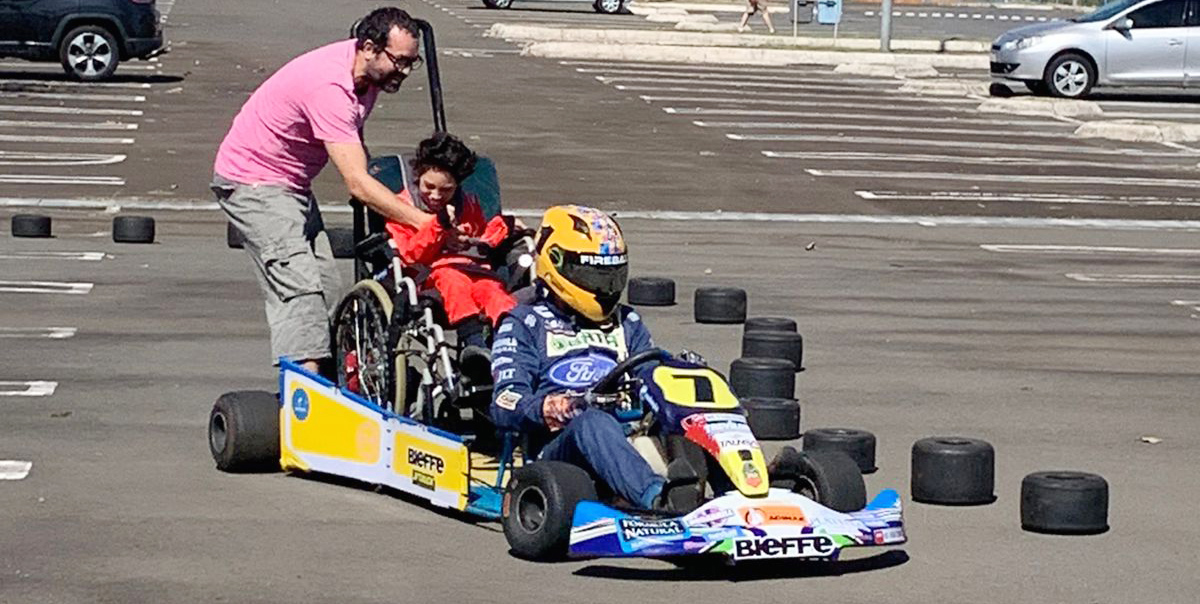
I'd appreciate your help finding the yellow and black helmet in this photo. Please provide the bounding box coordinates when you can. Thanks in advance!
[534,205,629,323]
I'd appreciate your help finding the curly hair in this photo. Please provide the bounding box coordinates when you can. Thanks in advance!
[354,7,419,51]
[411,132,478,184]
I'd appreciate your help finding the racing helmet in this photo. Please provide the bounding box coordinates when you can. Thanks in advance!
[534,205,629,323]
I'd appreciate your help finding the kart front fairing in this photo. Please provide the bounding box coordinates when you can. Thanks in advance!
[568,488,905,561]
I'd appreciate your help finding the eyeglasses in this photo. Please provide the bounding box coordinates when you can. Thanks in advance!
[380,47,422,71]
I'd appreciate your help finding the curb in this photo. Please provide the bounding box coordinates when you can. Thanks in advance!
[520,40,988,68]
[977,97,1103,117]
[1075,120,1200,143]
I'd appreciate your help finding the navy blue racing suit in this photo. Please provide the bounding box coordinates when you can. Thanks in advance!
[489,295,665,508]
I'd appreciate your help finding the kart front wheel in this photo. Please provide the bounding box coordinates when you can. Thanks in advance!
[502,461,597,560]
[768,447,865,512]
[209,390,280,472]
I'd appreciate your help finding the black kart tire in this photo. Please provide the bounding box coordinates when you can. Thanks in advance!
[209,390,281,472]
[803,428,876,474]
[744,316,797,333]
[227,222,245,249]
[741,330,803,372]
[112,216,155,244]
[12,214,51,238]
[769,447,866,512]
[729,357,794,399]
[911,437,995,505]
[627,277,675,306]
[327,227,356,259]
[503,461,598,560]
[694,286,747,324]
[742,397,801,441]
[59,25,120,81]
[1021,471,1109,535]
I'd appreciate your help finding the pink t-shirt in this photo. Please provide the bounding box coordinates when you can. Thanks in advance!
[214,39,379,192]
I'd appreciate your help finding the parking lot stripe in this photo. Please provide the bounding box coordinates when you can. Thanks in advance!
[857,191,1200,207]
[766,151,1174,170]
[580,68,893,85]
[738,135,1193,156]
[809,169,1200,189]
[560,60,856,77]
[0,79,151,90]
[0,151,126,166]
[0,461,33,480]
[0,134,134,144]
[0,104,143,116]
[982,244,1200,256]
[698,120,1069,139]
[0,120,137,130]
[0,175,124,185]
[1172,300,1200,310]
[0,280,93,294]
[0,251,106,261]
[0,92,145,102]
[0,327,78,338]
[603,76,901,93]
[0,381,57,396]
[641,94,976,108]
[1065,274,1200,284]
[666,107,1059,127]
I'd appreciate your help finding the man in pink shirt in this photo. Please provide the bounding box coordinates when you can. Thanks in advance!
[212,7,433,374]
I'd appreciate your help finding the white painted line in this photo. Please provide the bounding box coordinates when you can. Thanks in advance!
[579,67,893,85]
[905,12,915,17]
[0,92,145,102]
[697,120,1068,139]
[0,461,33,480]
[973,14,982,19]
[0,327,77,339]
[1172,300,1200,310]
[865,10,875,16]
[0,151,126,166]
[0,104,142,116]
[0,280,93,294]
[809,169,1200,189]
[1065,273,1200,284]
[640,95,978,111]
[0,251,106,261]
[0,120,137,130]
[856,191,1200,207]
[982,244,1200,256]
[1038,16,1047,21]
[1025,16,1035,20]
[0,381,57,396]
[931,12,941,17]
[562,60,876,77]
[605,76,899,93]
[732,134,1193,157]
[0,79,151,89]
[764,150,1175,171]
[999,14,1010,20]
[0,175,124,185]
[986,14,995,19]
[666,107,1060,127]
[0,134,134,145]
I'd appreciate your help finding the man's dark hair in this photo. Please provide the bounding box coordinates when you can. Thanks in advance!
[411,132,478,184]
[354,7,419,51]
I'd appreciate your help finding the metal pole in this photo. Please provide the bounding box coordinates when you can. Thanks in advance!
[793,0,798,37]
[880,0,893,52]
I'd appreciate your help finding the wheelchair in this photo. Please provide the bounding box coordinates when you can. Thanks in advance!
[330,152,535,444]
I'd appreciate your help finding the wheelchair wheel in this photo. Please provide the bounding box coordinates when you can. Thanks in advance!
[333,280,406,412]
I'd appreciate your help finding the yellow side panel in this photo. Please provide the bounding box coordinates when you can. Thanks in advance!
[392,429,469,508]
[287,383,381,465]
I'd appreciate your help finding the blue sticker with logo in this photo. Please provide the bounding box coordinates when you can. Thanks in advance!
[547,353,617,389]
[292,389,310,421]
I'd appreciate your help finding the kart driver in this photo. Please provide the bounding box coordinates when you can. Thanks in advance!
[489,205,684,510]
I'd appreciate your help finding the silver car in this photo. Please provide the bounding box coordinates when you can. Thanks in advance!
[991,0,1196,98]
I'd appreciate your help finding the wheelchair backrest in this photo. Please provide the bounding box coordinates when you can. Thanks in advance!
[365,153,502,220]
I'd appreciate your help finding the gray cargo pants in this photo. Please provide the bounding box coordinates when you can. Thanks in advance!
[211,173,341,365]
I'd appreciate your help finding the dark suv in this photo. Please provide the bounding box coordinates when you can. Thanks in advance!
[0,0,165,81]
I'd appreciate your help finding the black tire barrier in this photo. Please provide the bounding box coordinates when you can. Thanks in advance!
[112,216,155,244]
[209,390,281,473]
[742,329,804,372]
[729,357,794,399]
[742,397,800,441]
[11,214,51,238]
[627,277,675,306]
[328,226,356,259]
[744,316,797,333]
[803,428,877,474]
[694,286,747,324]
[769,447,866,513]
[911,437,996,505]
[1021,471,1109,535]
[227,222,245,249]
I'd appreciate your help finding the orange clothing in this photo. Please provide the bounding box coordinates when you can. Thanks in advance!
[384,190,516,325]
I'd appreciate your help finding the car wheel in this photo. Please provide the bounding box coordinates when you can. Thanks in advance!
[768,446,866,512]
[482,0,514,8]
[59,25,120,81]
[1044,53,1095,99]
[594,0,623,13]
[502,461,597,560]
[209,390,281,472]
[1024,80,1050,96]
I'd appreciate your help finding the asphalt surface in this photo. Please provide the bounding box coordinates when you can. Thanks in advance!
[2,0,1199,601]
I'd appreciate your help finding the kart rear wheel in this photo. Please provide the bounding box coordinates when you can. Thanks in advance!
[502,461,597,560]
[209,390,280,472]
[333,280,405,412]
[768,447,866,512]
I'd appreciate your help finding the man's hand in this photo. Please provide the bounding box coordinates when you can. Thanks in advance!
[326,141,432,227]
[542,393,585,431]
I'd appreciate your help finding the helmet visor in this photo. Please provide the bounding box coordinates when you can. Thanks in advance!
[558,250,629,297]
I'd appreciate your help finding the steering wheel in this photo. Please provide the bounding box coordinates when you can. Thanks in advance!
[587,348,673,396]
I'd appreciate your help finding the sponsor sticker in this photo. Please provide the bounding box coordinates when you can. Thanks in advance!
[874,527,905,544]
[291,389,310,421]
[407,447,445,474]
[497,322,514,334]
[732,535,837,560]
[495,389,522,411]
[546,327,626,357]
[547,353,617,389]
[413,470,436,491]
[616,518,689,551]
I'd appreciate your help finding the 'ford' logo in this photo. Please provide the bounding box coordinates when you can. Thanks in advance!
[548,353,617,389]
